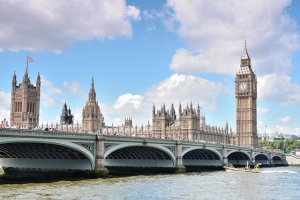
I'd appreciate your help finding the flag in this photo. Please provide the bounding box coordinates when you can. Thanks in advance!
[200,106,203,110]
[28,56,33,62]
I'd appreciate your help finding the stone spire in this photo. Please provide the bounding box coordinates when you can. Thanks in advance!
[63,101,67,112]
[82,76,103,133]
[179,101,182,112]
[22,67,30,84]
[240,40,251,67]
[36,72,41,87]
[170,103,176,120]
[241,40,250,60]
[152,104,155,117]
[12,71,16,85]
[88,76,96,102]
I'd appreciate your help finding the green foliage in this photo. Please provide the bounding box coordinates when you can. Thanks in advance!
[259,139,299,151]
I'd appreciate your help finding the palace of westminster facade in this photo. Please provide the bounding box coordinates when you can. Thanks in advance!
[9,43,258,147]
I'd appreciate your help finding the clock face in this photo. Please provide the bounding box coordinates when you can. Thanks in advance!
[239,82,247,91]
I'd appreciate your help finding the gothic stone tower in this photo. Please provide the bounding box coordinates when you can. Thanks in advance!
[178,102,201,140]
[235,42,258,148]
[10,68,41,129]
[124,117,133,128]
[152,103,176,138]
[60,102,74,125]
[82,77,102,133]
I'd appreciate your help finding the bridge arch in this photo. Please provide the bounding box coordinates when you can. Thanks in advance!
[254,153,270,165]
[0,138,95,170]
[182,147,223,166]
[104,143,175,167]
[227,150,251,166]
[272,155,283,165]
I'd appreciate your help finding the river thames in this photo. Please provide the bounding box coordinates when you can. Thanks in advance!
[0,166,299,200]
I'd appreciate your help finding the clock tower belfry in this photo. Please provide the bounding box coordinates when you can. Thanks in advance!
[235,42,258,148]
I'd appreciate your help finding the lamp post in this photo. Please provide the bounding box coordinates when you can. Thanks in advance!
[177,126,181,140]
[99,115,104,134]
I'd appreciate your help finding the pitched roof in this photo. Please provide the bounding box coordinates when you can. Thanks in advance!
[241,41,250,60]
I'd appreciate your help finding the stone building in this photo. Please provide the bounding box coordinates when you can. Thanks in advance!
[10,68,41,129]
[235,42,258,148]
[60,102,73,125]
[151,103,177,138]
[124,117,133,128]
[82,77,104,133]
[151,102,235,144]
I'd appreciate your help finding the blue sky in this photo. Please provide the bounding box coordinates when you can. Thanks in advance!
[0,0,299,135]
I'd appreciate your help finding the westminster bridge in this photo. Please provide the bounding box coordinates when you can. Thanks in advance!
[0,128,287,174]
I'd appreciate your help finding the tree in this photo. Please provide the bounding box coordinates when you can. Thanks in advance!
[283,139,299,151]
[259,139,300,151]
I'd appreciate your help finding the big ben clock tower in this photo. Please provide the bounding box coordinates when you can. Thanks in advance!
[235,42,258,148]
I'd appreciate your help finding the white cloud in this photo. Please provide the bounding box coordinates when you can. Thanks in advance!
[257,108,269,115]
[0,92,11,123]
[165,0,300,76]
[145,74,222,110]
[147,24,156,32]
[72,107,83,124]
[127,6,141,21]
[41,92,56,107]
[114,94,144,110]
[170,48,237,74]
[0,0,141,52]
[63,81,83,95]
[41,114,60,126]
[99,74,222,125]
[40,75,62,107]
[278,116,291,123]
[258,74,300,105]
[275,125,300,135]
[258,123,300,135]
[41,75,63,95]
[257,120,264,127]
[143,10,164,20]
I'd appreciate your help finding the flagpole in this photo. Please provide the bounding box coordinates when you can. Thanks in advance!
[26,54,28,72]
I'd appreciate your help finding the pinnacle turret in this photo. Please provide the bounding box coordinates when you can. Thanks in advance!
[22,67,30,84]
[12,71,16,84]
[88,77,96,102]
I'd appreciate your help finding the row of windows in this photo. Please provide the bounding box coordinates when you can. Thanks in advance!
[14,102,35,113]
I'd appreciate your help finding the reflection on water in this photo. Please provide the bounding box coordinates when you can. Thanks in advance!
[1,167,300,200]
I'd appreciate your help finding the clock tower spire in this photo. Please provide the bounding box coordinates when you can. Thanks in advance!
[235,41,258,148]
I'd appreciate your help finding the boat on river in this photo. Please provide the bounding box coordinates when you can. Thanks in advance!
[224,162,261,173]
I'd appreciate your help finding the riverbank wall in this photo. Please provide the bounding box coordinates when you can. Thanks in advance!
[285,154,300,165]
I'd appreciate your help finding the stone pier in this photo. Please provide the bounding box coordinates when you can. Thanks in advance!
[93,135,109,177]
[175,140,186,173]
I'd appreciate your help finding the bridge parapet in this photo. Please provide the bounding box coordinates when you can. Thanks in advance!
[0,128,96,140]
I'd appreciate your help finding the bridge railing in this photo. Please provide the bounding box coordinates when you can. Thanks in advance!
[0,128,96,140]
[0,128,280,156]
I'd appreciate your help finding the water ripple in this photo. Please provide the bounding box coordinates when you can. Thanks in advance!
[0,167,300,200]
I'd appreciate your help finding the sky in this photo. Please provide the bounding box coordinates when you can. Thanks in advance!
[0,0,299,135]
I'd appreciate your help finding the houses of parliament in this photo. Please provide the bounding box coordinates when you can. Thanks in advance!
[9,43,258,148]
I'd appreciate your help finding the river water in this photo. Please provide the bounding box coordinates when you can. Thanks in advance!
[0,166,299,200]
